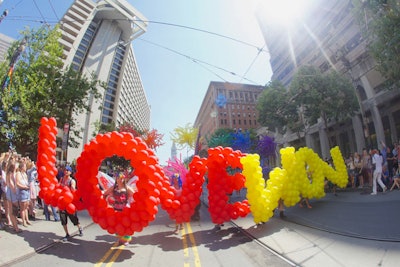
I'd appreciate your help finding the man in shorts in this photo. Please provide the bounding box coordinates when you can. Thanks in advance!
[59,166,83,241]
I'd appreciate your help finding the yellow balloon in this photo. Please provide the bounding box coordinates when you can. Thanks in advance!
[242,146,348,224]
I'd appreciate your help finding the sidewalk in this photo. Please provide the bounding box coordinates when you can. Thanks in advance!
[0,208,93,266]
[231,189,400,267]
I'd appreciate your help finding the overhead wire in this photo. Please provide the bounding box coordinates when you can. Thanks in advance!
[4,2,268,85]
[239,44,266,83]
[137,38,261,85]
[32,0,49,26]
[48,0,59,21]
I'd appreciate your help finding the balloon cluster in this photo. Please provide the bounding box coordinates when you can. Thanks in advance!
[241,154,286,224]
[242,146,348,223]
[280,147,347,206]
[74,131,162,236]
[207,146,250,224]
[37,117,348,235]
[160,156,207,223]
[37,117,77,214]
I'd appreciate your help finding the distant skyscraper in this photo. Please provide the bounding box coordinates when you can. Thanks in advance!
[171,142,177,161]
[58,0,150,162]
[256,0,400,157]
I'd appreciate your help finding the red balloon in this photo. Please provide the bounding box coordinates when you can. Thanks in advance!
[66,203,76,214]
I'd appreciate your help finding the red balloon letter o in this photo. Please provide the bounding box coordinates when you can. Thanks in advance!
[74,131,163,237]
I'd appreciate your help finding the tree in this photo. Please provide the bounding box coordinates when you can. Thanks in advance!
[256,80,299,135]
[117,121,164,150]
[206,128,234,148]
[352,0,400,87]
[289,66,359,147]
[0,26,103,157]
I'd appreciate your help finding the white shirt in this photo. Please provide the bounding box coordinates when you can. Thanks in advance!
[372,153,383,173]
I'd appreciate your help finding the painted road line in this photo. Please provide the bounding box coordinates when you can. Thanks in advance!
[186,222,201,267]
[105,246,124,267]
[94,242,122,267]
[180,222,202,267]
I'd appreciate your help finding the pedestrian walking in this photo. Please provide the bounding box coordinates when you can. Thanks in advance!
[59,166,83,241]
[371,149,386,195]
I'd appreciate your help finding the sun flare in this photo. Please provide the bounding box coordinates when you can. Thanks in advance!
[261,0,310,27]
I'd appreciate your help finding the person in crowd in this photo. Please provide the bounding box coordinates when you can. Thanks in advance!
[392,142,399,173]
[26,160,38,221]
[386,146,395,181]
[171,173,183,233]
[56,164,64,181]
[15,159,31,227]
[59,165,83,241]
[346,154,356,188]
[43,200,60,222]
[103,171,135,245]
[370,149,386,195]
[361,148,372,187]
[6,159,22,233]
[278,199,286,219]
[390,168,400,191]
[381,164,390,188]
[354,152,363,188]
[299,197,312,208]
[0,153,10,229]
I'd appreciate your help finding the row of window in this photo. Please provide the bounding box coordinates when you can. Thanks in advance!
[71,21,97,71]
[101,43,126,124]
[219,119,257,126]
[219,112,257,118]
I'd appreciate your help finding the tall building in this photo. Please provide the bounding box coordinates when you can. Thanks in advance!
[194,81,264,149]
[256,0,400,158]
[0,32,14,62]
[58,0,150,162]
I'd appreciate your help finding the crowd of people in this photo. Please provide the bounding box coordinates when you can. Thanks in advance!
[0,151,39,233]
[0,150,82,241]
[345,142,400,195]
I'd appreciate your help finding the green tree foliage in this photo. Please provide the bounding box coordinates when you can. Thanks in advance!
[256,80,299,134]
[206,128,234,148]
[93,120,116,135]
[289,66,359,147]
[0,26,103,157]
[352,0,400,86]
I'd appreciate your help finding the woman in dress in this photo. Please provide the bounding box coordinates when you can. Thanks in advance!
[15,159,31,227]
[6,158,22,233]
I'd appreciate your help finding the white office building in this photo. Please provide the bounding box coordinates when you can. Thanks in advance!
[58,0,150,162]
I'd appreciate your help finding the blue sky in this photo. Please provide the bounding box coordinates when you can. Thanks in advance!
[0,0,272,164]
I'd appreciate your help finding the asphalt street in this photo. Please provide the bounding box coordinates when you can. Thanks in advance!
[1,187,400,266]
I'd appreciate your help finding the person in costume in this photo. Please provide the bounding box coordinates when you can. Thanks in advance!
[171,173,183,233]
[103,172,135,245]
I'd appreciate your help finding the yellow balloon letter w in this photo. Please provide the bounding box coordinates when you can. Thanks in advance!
[241,146,348,224]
